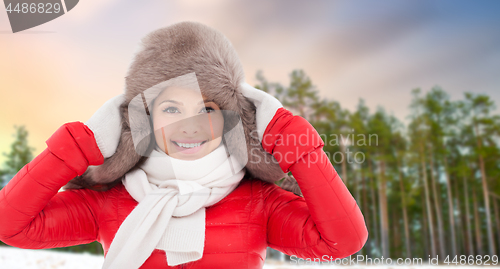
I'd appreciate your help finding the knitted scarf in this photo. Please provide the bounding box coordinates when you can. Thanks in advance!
[102,143,245,268]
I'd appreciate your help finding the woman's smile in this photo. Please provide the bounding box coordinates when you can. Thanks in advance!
[171,139,209,154]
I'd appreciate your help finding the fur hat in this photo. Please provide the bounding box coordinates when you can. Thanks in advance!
[65,21,301,196]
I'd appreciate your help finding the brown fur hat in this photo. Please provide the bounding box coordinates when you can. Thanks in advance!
[65,21,301,196]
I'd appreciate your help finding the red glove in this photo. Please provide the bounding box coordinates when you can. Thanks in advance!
[261,107,324,172]
[46,122,105,175]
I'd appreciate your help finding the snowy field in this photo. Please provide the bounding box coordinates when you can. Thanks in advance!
[0,246,493,268]
[0,246,104,269]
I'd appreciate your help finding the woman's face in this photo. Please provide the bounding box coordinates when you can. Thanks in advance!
[152,86,224,160]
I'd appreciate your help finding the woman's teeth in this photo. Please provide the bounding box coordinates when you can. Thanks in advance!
[174,141,205,148]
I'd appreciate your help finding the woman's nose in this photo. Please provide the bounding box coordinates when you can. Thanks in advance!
[178,115,206,135]
[181,124,198,135]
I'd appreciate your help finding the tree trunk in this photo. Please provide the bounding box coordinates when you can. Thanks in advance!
[422,193,429,258]
[298,104,305,119]
[443,157,457,256]
[472,186,483,255]
[361,167,370,257]
[463,172,474,255]
[420,141,437,258]
[493,196,500,254]
[340,141,348,184]
[429,153,446,259]
[397,157,411,258]
[354,168,360,206]
[474,122,496,255]
[453,172,464,255]
[378,158,390,258]
[369,160,380,256]
[392,208,400,257]
[455,196,464,255]
[352,169,363,256]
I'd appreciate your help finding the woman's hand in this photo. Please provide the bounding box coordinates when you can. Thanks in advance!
[240,82,322,173]
[239,82,283,142]
[85,94,125,158]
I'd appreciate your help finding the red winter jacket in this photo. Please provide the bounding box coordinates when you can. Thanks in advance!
[0,108,368,268]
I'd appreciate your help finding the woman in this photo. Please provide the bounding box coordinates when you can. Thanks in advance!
[0,22,368,268]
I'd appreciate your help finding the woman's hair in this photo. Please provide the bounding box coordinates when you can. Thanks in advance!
[147,90,166,154]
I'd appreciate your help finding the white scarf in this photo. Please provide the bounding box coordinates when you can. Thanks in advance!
[102,143,246,269]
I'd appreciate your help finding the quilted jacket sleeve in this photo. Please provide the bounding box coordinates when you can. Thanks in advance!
[262,108,368,260]
[0,122,105,249]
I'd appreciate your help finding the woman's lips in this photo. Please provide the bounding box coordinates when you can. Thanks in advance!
[171,140,208,154]
[173,139,206,143]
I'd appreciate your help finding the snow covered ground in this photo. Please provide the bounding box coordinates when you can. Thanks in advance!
[0,246,104,269]
[0,246,492,268]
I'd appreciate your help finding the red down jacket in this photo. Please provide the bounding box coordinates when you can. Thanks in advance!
[0,108,368,268]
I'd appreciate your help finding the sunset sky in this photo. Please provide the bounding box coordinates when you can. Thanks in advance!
[1,0,500,163]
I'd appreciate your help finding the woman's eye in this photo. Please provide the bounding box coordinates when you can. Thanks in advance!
[201,106,216,113]
[162,107,179,113]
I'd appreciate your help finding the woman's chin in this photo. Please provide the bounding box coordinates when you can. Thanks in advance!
[170,150,210,160]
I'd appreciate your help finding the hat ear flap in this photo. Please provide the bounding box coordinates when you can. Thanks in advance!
[63,103,151,191]
[236,89,288,184]
[243,138,286,183]
[280,175,302,196]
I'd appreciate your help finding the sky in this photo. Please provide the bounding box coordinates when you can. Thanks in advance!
[1,0,500,163]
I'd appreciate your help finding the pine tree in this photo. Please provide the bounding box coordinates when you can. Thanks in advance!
[0,125,35,188]
[0,125,35,247]
[283,69,320,121]
[458,93,499,256]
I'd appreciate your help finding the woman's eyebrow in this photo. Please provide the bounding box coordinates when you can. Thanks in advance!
[199,99,215,105]
[159,99,214,106]
[159,100,183,105]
